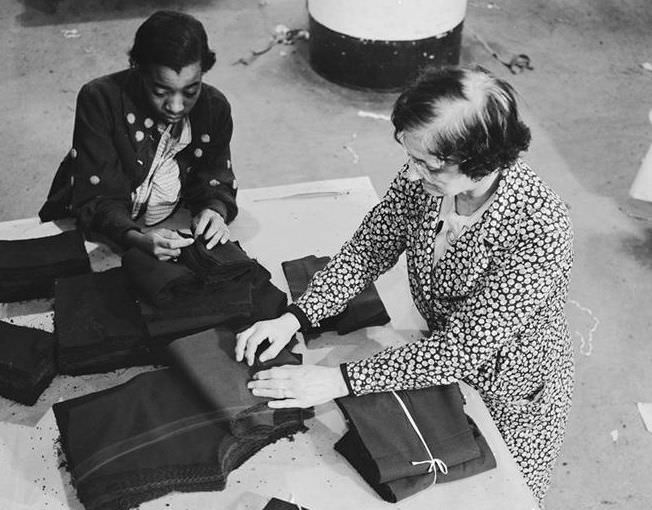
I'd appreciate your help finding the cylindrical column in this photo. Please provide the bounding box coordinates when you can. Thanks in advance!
[308,0,467,91]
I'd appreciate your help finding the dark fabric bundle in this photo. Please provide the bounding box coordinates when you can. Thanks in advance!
[54,268,151,375]
[167,328,307,438]
[122,246,287,342]
[263,498,310,510]
[0,320,56,405]
[53,336,310,510]
[281,255,390,337]
[335,384,496,502]
[0,230,91,302]
[178,239,258,286]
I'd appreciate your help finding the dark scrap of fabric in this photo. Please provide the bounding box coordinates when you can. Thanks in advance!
[334,384,496,502]
[0,320,56,405]
[167,328,308,438]
[0,230,91,303]
[263,497,310,510]
[122,243,288,342]
[281,255,390,338]
[54,268,151,375]
[54,339,310,510]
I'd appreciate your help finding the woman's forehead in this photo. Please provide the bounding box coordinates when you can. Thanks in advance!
[147,62,202,89]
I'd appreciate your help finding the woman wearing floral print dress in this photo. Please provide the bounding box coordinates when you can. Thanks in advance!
[236,66,574,506]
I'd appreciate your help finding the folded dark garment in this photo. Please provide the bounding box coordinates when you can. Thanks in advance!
[334,384,496,502]
[54,268,151,375]
[0,230,91,302]
[281,255,390,337]
[0,320,56,405]
[54,368,309,510]
[138,281,253,341]
[121,248,197,307]
[167,328,306,438]
[263,497,310,510]
[178,239,258,286]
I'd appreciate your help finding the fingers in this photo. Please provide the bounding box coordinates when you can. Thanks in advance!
[268,399,306,409]
[205,223,230,250]
[192,213,210,239]
[235,326,255,362]
[258,340,286,364]
[244,328,271,367]
[252,366,293,380]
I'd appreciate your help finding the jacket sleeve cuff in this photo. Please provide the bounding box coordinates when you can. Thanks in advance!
[339,363,355,396]
[190,199,229,222]
[285,303,312,333]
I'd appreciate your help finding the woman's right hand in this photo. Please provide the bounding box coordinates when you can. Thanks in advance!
[124,228,194,260]
[235,313,301,366]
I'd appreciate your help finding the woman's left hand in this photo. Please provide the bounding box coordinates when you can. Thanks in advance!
[248,365,350,409]
[192,208,229,249]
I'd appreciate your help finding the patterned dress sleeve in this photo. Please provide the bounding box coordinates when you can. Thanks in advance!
[343,208,574,395]
[183,92,237,223]
[294,167,414,327]
[70,82,140,241]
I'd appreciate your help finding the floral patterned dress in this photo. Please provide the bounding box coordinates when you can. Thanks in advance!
[294,159,575,505]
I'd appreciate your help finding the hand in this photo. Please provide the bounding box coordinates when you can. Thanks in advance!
[235,313,301,366]
[124,228,194,261]
[248,364,350,408]
[192,208,229,249]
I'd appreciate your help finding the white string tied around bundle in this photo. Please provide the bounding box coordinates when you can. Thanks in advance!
[390,390,449,483]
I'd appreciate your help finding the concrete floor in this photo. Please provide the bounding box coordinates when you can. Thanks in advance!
[1,0,652,508]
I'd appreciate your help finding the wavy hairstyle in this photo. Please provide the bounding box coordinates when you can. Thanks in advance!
[128,10,216,73]
[392,66,531,180]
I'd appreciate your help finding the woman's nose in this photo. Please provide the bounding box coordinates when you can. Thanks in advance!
[165,94,184,114]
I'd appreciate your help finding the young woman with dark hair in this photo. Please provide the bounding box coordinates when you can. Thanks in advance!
[236,66,575,506]
[40,11,237,259]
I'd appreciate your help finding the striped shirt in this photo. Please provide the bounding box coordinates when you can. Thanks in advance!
[131,118,191,226]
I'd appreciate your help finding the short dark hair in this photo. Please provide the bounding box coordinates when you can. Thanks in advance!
[128,10,216,73]
[392,66,531,180]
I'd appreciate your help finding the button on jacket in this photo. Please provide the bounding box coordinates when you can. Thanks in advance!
[39,69,238,242]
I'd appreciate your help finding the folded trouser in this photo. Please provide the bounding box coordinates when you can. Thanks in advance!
[53,362,310,510]
[0,230,91,302]
[281,255,390,338]
[122,248,287,342]
[167,328,310,438]
[334,384,496,502]
[0,320,56,405]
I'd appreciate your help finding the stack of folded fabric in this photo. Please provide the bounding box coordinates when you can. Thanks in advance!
[122,241,287,341]
[281,255,390,338]
[54,329,310,510]
[54,268,151,375]
[0,320,57,405]
[0,230,91,302]
[335,384,496,502]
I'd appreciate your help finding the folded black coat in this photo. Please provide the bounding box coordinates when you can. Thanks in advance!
[167,328,309,438]
[0,230,91,302]
[281,255,390,337]
[54,268,151,375]
[334,384,496,503]
[53,331,310,510]
[0,320,56,405]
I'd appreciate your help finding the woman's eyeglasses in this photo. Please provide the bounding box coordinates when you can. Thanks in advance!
[406,154,468,174]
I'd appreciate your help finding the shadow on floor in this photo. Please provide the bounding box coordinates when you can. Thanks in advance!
[17,0,217,26]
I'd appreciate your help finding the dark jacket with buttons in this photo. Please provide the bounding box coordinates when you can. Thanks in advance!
[39,69,237,243]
